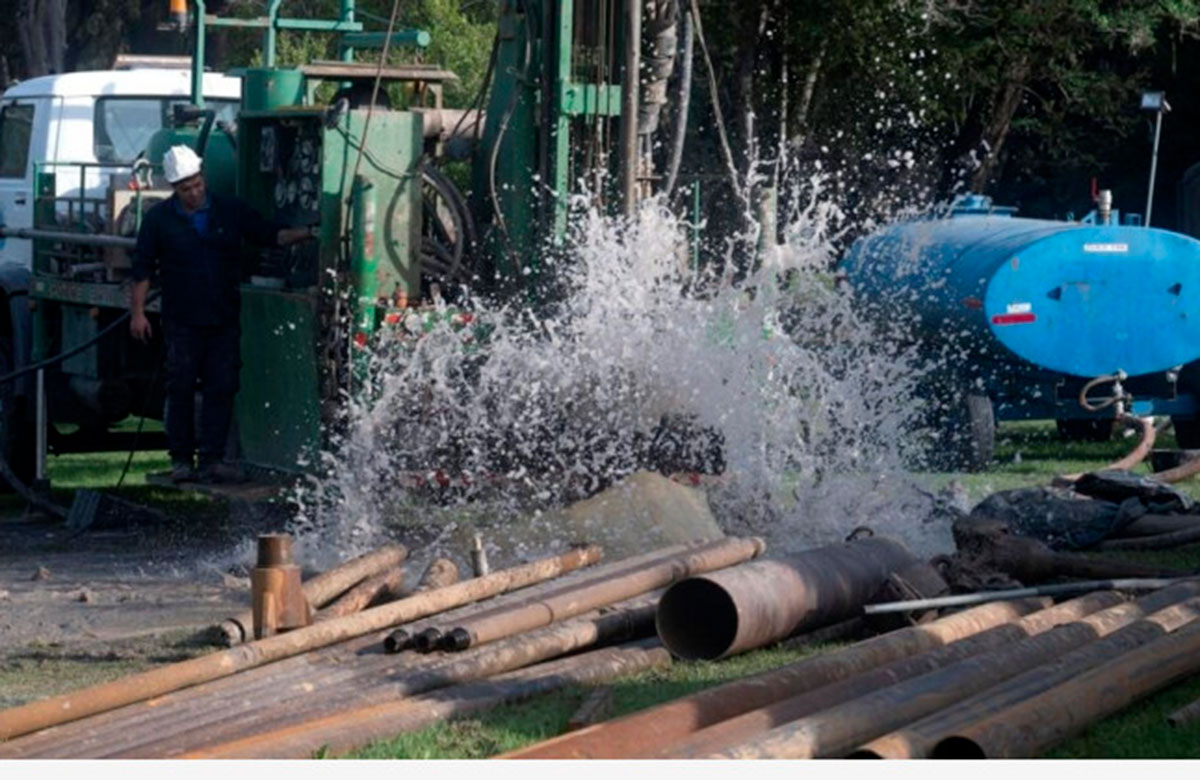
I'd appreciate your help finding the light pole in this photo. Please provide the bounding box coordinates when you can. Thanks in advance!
[1140,90,1171,227]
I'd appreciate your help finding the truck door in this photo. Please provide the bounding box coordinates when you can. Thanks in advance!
[0,97,55,270]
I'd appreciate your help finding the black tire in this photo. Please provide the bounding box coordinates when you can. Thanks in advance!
[1056,418,1115,442]
[931,391,994,472]
[0,337,36,492]
[1172,417,1200,449]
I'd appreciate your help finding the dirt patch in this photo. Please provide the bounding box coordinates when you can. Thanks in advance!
[0,493,288,707]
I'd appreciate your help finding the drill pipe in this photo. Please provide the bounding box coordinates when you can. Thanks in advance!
[1113,514,1200,538]
[385,557,461,651]
[401,541,700,654]
[179,640,672,759]
[710,581,1200,759]
[931,615,1200,758]
[1167,692,1200,728]
[1,578,650,759]
[656,537,918,660]
[214,544,409,645]
[439,536,766,652]
[315,567,406,621]
[0,544,602,741]
[660,591,1124,759]
[1097,524,1200,551]
[0,555,645,759]
[108,602,661,758]
[498,597,1045,759]
[856,591,1200,758]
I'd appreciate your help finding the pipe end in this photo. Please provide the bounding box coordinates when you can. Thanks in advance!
[383,629,411,654]
[414,628,442,653]
[441,627,472,652]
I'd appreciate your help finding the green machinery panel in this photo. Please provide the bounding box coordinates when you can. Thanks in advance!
[234,103,423,473]
[235,289,322,471]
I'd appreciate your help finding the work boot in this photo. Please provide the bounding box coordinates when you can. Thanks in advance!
[170,461,197,484]
[199,462,245,485]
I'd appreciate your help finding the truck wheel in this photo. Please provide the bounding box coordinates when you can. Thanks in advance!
[934,391,994,472]
[1056,419,1115,442]
[1172,417,1200,449]
[0,338,36,492]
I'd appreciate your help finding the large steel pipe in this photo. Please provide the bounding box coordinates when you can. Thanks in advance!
[0,545,601,741]
[661,591,1124,758]
[710,581,1200,759]
[499,597,1045,759]
[440,536,765,652]
[931,613,1200,758]
[314,567,405,621]
[656,538,918,660]
[1167,692,1200,728]
[180,640,672,759]
[857,591,1200,758]
[215,544,409,645]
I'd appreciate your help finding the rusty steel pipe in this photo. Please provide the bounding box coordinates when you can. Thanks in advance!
[499,597,1045,759]
[214,544,409,645]
[440,536,766,652]
[394,544,697,653]
[384,557,462,651]
[857,591,1200,758]
[1097,525,1200,551]
[0,544,601,741]
[109,601,661,759]
[1114,514,1200,538]
[710,581,1200,759]
[314,567,405,621]
[1167,693,1200,728]
[656,538,917,660]
[1,554,653,759]
[931,614,1200,758]
[661,591,1125,759]
[179,640,672,759]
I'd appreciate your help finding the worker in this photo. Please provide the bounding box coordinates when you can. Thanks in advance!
[129,145,315,483]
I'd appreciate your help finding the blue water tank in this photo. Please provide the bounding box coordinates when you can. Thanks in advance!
[842,197,1200,379]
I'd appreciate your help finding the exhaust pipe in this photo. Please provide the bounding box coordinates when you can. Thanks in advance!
[656,537,917,661]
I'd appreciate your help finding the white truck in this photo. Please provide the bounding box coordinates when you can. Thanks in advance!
[0,68,240,486]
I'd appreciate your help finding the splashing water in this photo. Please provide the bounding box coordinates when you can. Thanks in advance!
[289,189,956,566]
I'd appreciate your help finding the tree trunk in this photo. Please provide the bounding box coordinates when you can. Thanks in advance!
[15,0,66,78]
[968,59,1030,192]
[788,37,827,150]
[731,0,770,172]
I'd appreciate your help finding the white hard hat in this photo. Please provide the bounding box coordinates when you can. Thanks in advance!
[163,144,203,184]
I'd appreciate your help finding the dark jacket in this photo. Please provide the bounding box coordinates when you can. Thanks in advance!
[132,192,280,326]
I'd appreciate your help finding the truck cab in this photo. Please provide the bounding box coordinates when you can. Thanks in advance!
[0,68,241,270]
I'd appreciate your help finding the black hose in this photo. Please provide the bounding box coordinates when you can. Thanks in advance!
[663,4,693,198]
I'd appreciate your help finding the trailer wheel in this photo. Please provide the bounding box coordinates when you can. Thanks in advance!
[1056,419,1115,442]
[933,391,994,472]
[0,337,36,492]
[1171,417,1200,449]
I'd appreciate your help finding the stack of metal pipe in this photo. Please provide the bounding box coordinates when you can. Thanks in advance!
[503,580,1200,759]
[0,535,780,758]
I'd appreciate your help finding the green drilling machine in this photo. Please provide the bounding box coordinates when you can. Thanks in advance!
[0,0,695,493]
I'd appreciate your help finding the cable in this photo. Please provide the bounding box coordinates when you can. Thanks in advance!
[663,3,694,198]
[346,0,404,191]
[488,1,534,254]
[0,290,159,387]
[687,0,742,199]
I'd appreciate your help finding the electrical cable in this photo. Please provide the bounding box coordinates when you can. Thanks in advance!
[662,3,694,198]
[488,0,534,255]
[346,0,404,191]
[687,0,742,199]
[446,28,499,147]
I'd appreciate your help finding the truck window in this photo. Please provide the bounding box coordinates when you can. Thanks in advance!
[0,103,34,178]
[93,97,238,163]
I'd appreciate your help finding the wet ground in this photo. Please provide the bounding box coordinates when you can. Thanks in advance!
[0,491,286,708]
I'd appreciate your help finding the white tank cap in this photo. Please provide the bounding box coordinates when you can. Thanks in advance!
[163,144,203,184]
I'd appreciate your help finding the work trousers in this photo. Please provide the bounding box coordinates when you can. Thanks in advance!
[163,320,240,468]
